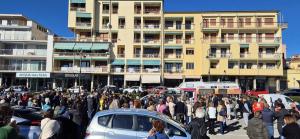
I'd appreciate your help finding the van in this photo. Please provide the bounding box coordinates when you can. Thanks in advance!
[258,94,299,110]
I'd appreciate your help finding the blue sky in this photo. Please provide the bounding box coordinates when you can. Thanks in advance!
[0,0,299,56]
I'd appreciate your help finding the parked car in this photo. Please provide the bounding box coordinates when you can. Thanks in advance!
[148,86,168,94]
[100,85,122,93]
[5,86,25,93]
[259,94,299,110]
[68,86,86,93]
[11,107,43,139]
[123,86,144,94]
[246,90,269,96]
[283,91,300,97]
[288,88,300,93]
[85,109,191,139]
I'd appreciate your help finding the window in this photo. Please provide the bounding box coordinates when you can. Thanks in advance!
[265,33,274,40]
[228,62,235,69]
[220,18,226,26]
[240,63,246,69]
[186,49,194,55]
[246,33,252,43]
[210,19,216,26]
[227,18,234,28]
[203,19,209,28]
[186,63,194,70]
[210,62,218,68]
[136,116,158,132]
[246,63,253,69]
[112,115,133,130]
[98,115,112,127]
[112,33,118,43]
[118,18,125,29]
[112,3,119,14]
[228,33,234,40]
[266,63,276,69]
[239,33,244,40]
[245,18,251,25]
[103,4,110,14]
[265,18,274,25]
[258,63,264,69]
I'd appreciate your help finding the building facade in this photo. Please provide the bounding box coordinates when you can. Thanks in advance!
[0,14,52,91]
[286,55,300,89]
[63,0,287,92]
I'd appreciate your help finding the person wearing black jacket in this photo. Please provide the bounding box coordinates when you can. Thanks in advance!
[262,105,275,139]
[274,102,289,139]
[282,114,300,139]
[187,117,209,139]
[174,97,186,124]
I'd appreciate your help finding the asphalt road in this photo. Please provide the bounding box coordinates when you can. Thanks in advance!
[208,118,280,139]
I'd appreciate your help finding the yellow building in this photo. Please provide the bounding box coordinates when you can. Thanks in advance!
[287,55,300,89]
[57,0,287,92]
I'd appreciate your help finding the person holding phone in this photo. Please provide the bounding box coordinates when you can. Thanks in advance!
[148,120,169,139]
[0,103,20,139]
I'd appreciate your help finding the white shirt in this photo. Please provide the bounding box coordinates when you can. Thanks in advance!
[207,106,217,119]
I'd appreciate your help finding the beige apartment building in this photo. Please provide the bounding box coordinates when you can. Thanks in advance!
[57,0,287,92]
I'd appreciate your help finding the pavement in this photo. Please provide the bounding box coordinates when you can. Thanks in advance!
[207,118,279,139]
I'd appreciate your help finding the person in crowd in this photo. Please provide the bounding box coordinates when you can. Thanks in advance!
[262,104,275,139]
[0,103,20,139]
[187,104,209,139]
[186,100,193,124]
[207,102,217,135]
[275,102,289,139]
[247,111,269,139]
[252,98,264,113]
[147,120,169,139]
[40,109,61,139]
[27,98,33,107]
[225,99,232,120]
[290,109,300,126]
[109,95,119,109]
[87,93,95,121]
[147,101,156,111]
[168,97,175,119]
[242,97,251,129]
[175,97,186,124]
[232,98,239,120]
[217,100,227,134]
[156,99,167,113]
[42,97,52,112]
[134,99,142,109]
[282,114,300,139]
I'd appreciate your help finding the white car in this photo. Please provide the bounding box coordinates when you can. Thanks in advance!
[68,86,85,93]
[123,86,143,94]
[259,94,299,109]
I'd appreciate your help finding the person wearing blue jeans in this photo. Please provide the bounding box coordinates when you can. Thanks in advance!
[262,105,275,139]
[242,98,251,129]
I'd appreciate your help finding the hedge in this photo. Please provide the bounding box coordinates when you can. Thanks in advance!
[290,96,300,103]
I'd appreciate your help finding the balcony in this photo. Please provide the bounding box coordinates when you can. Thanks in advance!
[143,54,160,58]
[164,54,182,59]
[144,39,160,44]
[0,49,47,57]
[70,7,85,11]
[240,53,250,58]
[0,34,31,40]
[53,52,109,58]
[134,24,141,29]
[185,24,194,30]
[203,37,281,44]
[126,68,141,73]
[164,24,183,30]
[258,53,281,59]
[0,65,46,72]
[201,22,282,30]
[208,52,231,59]
[134,39,141,43]
[111,68,124,73]
[144,24,160,29]
[54,66,108,73]
[134,54,141,58]
[143,68,160,73]
[76,22,91,27]
[102,10,109,14]
[164,69,183,73]
[117,54,125,58]
[164,39,183,44]
[184,39,194,44]
[144,8,161,15]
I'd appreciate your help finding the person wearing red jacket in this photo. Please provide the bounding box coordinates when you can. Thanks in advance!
[252,99,264,113]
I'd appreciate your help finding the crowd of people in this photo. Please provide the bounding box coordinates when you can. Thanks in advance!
[0,88,300,139]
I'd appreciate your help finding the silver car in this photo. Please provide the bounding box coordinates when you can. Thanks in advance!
[85,109,191,139]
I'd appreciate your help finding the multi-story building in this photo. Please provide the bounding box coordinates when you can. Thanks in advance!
[64,0,287,92]
[0,14,52,91]
[286,55,300,89]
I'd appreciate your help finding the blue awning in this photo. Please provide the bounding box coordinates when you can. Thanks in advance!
[74,43,92,50]
[70,0,85,3]
[240,44,249,48]
[91,43,110,50]
[127,59,141,65]
[164,45,182,49]
[54,43,75,50]
[143,60,161,66]
[111,59,125,65]
[76,12,91,18]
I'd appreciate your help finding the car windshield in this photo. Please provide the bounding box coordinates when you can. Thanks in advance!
[158,113,186,130]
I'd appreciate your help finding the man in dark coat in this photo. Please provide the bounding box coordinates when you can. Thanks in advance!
[247,111,269,139]
[187,117,209,139]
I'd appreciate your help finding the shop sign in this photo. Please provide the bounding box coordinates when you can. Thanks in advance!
[16,72,50,78]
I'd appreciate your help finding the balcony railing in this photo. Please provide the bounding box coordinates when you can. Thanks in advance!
[240,53,250,58]
[54,66,108,73]
[143,54,160,58]
[164,39,183,44]
[208,52,231,58]
[144,24,160,29]
[185,24,194,30]
[258,53,281,59]
[164,69,183,73]
[0,65,46,71]
[164,24,183,30]
[134,24,141,29]
[70,7,86,11]
[203,37,281,44]
[134,39,141,43]
[144,8,161,14]
[144,39,160,44]
[184,39,194,44]
[201,22,285,29]
[0,49,47,56]
[143,68,160,73]
[119,24,125,29]
[117,54,125,58]
[164,54,182,59]
[127,68,141,73]
[54,52,108,57]
[134,8,141,14]
[111,68,124,73]
[134,54,141,58]
[103,10,109,14]
[76,22,91,27]
[0,34,31,40]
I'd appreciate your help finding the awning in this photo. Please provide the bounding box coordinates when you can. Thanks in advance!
[240,44,249,48]
[143,60,160,65]
[76,12,92,18]
[142,75,161,84]
[164,75,182,79]
[127,59,141,65]
[74,43,92,50]
[70,0,85,3]
[92,57,108,60]
[211,44,231,47]
[144,45,160,48]
[125,75,140,81]
[54,43,75,50]
[185,75,201,79]
[111,59,125,65]
[91,43,110,50]
[164,45,182,49]
[202,29,219,32]
[259,44,280,47]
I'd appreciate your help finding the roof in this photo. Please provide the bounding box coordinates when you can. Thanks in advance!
[164,10,279,14]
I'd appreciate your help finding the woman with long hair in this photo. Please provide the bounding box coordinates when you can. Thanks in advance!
[217,100,227,134]
[282,114,300,139]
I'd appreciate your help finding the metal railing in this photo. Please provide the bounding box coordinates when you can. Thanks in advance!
[164,39,183,44]
[164,54,182,59]
[111,68,124,73]
[126,68,141,73]
[184,39,194,44]
[54,66,108,73]
[258,53,281,59]
[134,54,141,58]
[208,52,231,58]
[76,22,91,27]
[134,39,141,43]
[144,24,160,29]
[102,10,109,14]
[0,34,31,40]
[185,24,194,30]
[143,54,160,58]
[0,65,46,71]
[53,52,108,57]
[202,37,281,44]
[164,24,183,30]
[240,53,250,58]
[70,7,86,11]
[144,39,161,44]
[201,21,286,29]
[134,24,141,29]
[164,69,183,73]
[144,8,161,14]
[117,54,125,58]
[143,68,160,73]
[0,49,47,56]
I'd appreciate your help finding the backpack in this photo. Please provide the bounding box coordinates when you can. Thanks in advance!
[219,108,227,117]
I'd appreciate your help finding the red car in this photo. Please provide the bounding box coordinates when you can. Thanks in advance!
[245,90,269,96]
